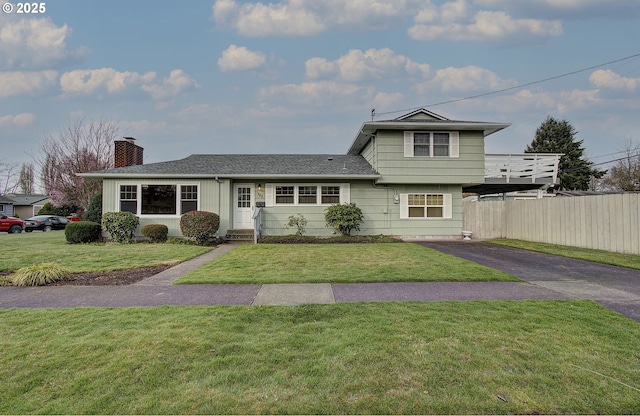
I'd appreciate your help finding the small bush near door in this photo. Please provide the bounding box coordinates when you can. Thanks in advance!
[180,211,220,245]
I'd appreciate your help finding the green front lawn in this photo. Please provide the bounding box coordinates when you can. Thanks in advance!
[489,239,640,270]
[1,301,639,414]
[174,243,519,284]
[0,232,211,273]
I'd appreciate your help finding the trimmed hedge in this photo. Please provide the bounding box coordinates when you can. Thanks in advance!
[141,224,169,243]
[65,221,102,244]
[180,211,220,246]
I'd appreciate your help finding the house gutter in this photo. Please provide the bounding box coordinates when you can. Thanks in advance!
[77,173,381,180]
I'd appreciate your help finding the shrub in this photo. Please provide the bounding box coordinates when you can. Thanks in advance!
[65,221,102,244]
[325,203,364,236]
[285,214,308,236]
[11,263,68,286]
[84,193,103,223]
[37,202,57,215]
[102,212,139,243]
[180,211,220,245]
[141,224,169,243]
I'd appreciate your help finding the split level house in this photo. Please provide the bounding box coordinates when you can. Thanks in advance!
[80,109,561,241]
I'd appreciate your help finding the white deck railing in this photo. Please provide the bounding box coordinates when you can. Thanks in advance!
[484,153,562,184]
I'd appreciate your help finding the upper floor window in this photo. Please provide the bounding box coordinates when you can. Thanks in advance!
[404,131,459,158]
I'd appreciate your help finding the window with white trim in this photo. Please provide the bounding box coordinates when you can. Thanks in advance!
[266,184,350,206]
[400,193,452,219]
[120,185,137,213]
[404,131,459,158]
[118,184,199,215]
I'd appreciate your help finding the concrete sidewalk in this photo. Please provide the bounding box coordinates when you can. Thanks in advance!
[0,242,639,322]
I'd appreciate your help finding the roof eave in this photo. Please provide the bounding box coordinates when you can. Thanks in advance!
[78,173,380,180]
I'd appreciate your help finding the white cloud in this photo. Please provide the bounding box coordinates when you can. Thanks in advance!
[218,45,267,72]
[258,81,375,106]
[0,16,88,69]
[0,70,58,97]
[0,112,36,127]
[141,69,200,100]
[473,0,640,19]
[59,68,198,99]
[455,88,600,114]
[409,9,562,45]
[212,0,413,36]
[305,48,431,82]
[589,70,639,91]
[421,65,517,93]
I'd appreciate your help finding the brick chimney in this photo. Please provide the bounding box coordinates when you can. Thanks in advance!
[114,137,144,168]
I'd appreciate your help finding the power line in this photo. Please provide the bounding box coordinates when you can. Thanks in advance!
[375,52,640,118]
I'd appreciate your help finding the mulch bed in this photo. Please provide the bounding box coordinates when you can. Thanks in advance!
[50,265,173,286]
[0,266,173,286]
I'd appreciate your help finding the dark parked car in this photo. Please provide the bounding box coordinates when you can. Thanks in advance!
[24,215,69,232]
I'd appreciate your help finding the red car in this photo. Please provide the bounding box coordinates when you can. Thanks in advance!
[0,213,24,233]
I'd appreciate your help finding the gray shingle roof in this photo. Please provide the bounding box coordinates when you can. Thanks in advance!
[81,154,379,178]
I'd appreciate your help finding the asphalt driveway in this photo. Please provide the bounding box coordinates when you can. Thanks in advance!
[418,241,640,322]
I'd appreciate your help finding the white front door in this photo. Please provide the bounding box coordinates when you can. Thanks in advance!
[233,184,254,229]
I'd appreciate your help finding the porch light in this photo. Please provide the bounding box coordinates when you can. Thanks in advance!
[257,183,262,191]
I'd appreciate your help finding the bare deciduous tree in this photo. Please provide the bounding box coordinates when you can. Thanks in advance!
[38,118,119,208]
[599,139,640,192]
[0,160,20,195]
[18,162,36,194]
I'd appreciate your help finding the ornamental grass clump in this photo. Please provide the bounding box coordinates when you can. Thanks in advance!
[11,263,68,286]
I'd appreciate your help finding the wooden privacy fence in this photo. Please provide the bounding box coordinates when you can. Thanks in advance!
[463,193,640,255]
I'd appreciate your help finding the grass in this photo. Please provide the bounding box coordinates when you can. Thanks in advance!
[0,231,212,273]
[488,239,640,270]
[175,243,519,284]
[1,301,639,414]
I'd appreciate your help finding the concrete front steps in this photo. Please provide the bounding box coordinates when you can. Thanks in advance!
[224,229,255,242]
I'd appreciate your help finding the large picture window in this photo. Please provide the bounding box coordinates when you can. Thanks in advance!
[118,183,199,215]
[404,131,459,158]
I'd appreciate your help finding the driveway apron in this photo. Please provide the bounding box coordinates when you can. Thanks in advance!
[418,241,640,322]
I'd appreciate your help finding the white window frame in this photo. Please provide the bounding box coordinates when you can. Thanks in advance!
[404,131,459,158]
[116,182,201,216]
[399,193,452,219]
[265,183,350,207]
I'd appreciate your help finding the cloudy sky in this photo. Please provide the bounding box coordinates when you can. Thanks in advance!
[1,0,639,169]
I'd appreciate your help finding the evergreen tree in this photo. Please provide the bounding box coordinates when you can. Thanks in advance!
[526,116,606,190]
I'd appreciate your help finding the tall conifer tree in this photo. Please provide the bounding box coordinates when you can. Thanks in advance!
[526,116,605,190]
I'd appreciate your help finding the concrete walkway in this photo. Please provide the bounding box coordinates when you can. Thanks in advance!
[1,242,639,322]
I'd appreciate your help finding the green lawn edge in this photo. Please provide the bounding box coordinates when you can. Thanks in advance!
[487,239,640,270]
[2,301,639,415]
[174,243,520,284]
